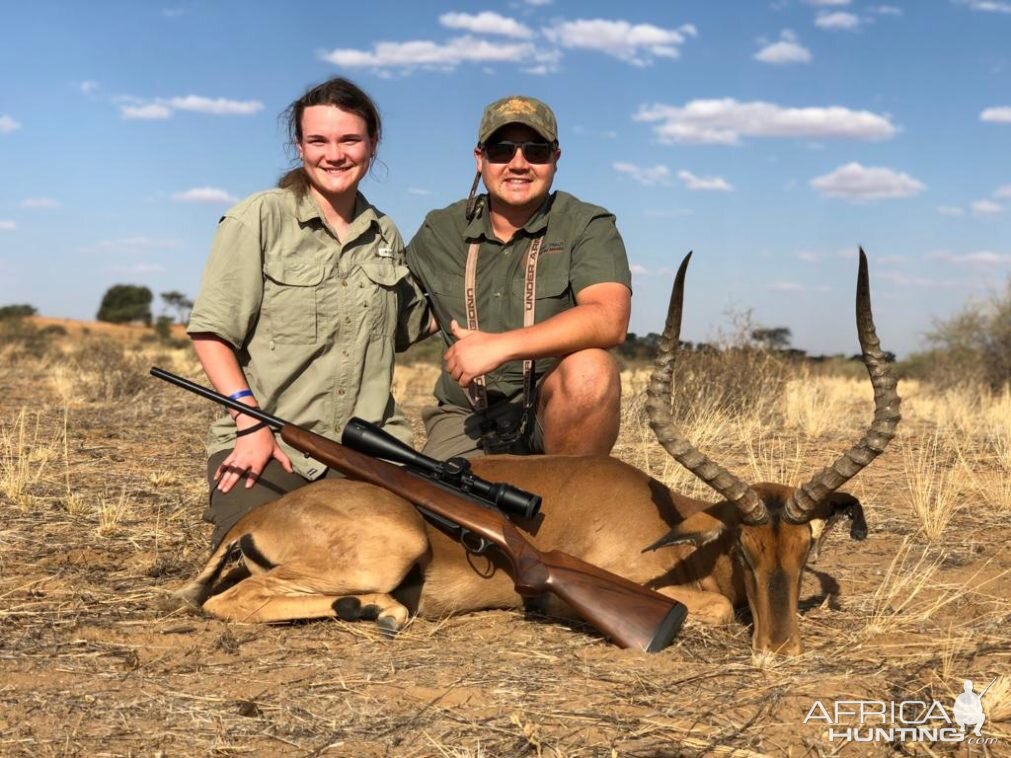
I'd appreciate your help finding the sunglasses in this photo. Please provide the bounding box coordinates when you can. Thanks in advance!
[482,140,557,165]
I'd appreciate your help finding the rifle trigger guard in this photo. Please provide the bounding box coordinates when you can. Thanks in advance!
[459,529,491,556]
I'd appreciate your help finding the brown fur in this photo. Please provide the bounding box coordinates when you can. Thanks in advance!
[174,456,863,654]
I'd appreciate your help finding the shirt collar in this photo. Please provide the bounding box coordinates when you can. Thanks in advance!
[297,188,380,227]
[464,192,554,243]
[295,190,380,239]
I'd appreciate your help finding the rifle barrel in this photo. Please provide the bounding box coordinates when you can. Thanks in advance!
[150,367,286,428]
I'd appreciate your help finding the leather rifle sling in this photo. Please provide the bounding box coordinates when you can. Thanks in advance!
[463,236,544,412]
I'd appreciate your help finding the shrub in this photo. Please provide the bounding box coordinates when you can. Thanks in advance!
[97,284,153,325]
[0,318,56,361]
[0,304,37,320]
[906,280,1011,390]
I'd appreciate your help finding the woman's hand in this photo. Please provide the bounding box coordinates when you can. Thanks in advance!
[214,415,293,493]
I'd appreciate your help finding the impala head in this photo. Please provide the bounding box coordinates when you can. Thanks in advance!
[644,250,900,655]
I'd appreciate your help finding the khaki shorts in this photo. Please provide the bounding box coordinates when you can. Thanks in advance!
[421,399,546,460]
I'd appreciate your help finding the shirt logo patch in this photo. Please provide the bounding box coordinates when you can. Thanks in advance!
[378,246,393,258]
[545,242,564,255]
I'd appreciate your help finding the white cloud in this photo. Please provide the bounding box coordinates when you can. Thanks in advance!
[971,199,1004,216]
[171,187,238,204]
[994,184,1011,199]
[876,270,963,288]
[677,169,733,191]
[769,281,805,292]
[981,106,1011,123]
[408,187,431,196]
[84,236,183,252]
[79,80,100,94]
[19,198,61,209]
[523,48,563,75]
[0,115,21,134]
[937,205,966,216]
[958,0,1011,13]
[755,30,812,64]
[613,161,671,186]
[644,208,694,217]
[634,98,896,145]
[120,95,262,120]
[121,103,172,120]
[167,96,263,115]
[111,263,167,274]
[439,12,532,38]
[815,11,862,29]
[797,251,822,262]
[630,263,650,276]
[523,0,553,5]
[543,19,697,66]
[321,36,536,72]
[0,221,17,231]
[928,250,1011,265]
[807,0,851,5]
[870,5,903,15]
[810,162,925,200]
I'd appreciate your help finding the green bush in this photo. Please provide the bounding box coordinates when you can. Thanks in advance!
[905,280,1011,390]
[0,303,37,320]
[97,284,153,325]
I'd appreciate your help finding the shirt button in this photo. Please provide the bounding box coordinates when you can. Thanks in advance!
[494,292,502,298]
[269,340,275,350]
[338,388,345,395]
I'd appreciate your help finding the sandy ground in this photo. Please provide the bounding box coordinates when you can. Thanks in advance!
[1,335,1009,757]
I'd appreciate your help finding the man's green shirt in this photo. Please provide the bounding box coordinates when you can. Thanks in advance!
[188,187,428,478]
[406,190,631,409]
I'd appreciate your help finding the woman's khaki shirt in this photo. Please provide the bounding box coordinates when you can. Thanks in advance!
[187,188,428,479]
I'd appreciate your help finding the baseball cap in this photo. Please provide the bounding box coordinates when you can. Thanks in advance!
[478,96,558,145]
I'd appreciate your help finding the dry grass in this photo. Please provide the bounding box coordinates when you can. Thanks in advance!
[900,430,964,541]
[1,330,1009,756]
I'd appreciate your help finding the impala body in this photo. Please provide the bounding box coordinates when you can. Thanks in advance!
[176,251,899,655]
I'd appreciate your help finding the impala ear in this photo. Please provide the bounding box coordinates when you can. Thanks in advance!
[642,526,726,554]
[827,492,868,540]
[807,492,867,564]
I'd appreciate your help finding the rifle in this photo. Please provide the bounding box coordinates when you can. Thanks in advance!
[151,367,687,652]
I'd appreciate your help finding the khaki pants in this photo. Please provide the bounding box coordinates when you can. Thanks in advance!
[421,399,546,460]
[203,449,344,548]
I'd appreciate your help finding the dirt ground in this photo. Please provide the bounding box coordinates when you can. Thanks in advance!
[1,331,1009,757]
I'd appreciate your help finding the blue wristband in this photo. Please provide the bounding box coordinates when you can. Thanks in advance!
[228,389,254,401]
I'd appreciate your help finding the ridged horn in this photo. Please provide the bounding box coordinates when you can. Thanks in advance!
[783,248,901,523]
[646,252,769,526]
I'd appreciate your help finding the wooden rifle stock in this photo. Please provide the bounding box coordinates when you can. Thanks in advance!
[282,425,686,652]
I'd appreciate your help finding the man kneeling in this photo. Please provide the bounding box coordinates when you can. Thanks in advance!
[407,95,631,458]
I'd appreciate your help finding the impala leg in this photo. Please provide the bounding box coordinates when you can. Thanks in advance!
[202,569,411,631]
[654,587,735,625]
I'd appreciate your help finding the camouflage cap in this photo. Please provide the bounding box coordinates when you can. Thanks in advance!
[478,95,557,145]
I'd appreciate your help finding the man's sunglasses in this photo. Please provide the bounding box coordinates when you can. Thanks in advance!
[482,140,557,165]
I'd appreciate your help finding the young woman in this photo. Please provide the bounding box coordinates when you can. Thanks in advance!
[187,77,428,547]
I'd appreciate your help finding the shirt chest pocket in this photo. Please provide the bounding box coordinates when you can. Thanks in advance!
[262,259,326,344]
[355,260,411,340]
[517,255,572,323]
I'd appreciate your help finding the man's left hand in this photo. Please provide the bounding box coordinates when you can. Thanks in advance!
[444,320,510,387]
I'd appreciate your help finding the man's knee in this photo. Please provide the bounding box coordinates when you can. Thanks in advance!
[541,349,620,409]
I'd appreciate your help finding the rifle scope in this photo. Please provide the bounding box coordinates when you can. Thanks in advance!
[342,418,541,520]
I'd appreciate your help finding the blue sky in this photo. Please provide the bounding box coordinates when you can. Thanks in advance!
[1,0,1009,357]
